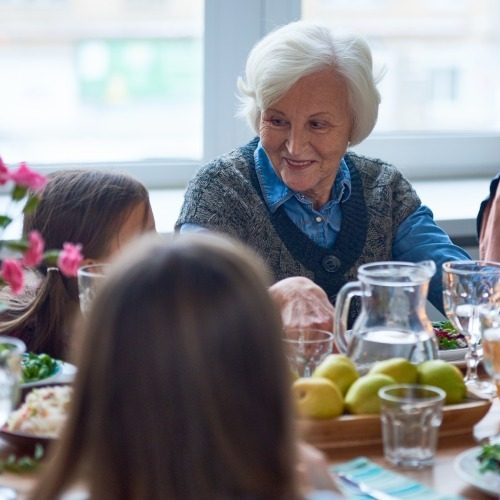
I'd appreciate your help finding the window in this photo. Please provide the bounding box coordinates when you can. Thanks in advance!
[1,0,499,186]
[0,0,203,184]
[302,0,500,178]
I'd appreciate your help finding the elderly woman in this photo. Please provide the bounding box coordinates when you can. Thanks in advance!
[176,21,469,324]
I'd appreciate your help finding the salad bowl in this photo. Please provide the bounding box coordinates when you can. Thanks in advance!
[0,383,71,453]
[434,320,468,366]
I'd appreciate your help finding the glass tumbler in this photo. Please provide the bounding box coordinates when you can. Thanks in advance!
[379,384,445,469]
[77,263,109,314]
[283,328,334,377]
[0,336,26,426]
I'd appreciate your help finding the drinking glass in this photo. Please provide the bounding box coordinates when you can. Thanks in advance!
[0,336,26,427]
[379,384,445,469]
[479,303,500,397]
[77,264,109,314]
[442,260,500,397]
[283,328,334,377]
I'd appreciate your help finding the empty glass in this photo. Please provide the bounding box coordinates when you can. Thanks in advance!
[379,384,445,469]
[77,263,109,314]
[283,328,334,377]
[0,336,26,427]
[442,260,500,397]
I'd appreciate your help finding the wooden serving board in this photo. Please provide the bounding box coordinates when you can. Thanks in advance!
[295,396,492,450]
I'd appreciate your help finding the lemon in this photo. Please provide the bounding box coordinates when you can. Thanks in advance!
[369,357,418,384]
[292,377,344,419]
[417,359,466,404]
[312,354,360,395]
[345,374,396,415]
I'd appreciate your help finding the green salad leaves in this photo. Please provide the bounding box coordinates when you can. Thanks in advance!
[477,443,500,475]
[0,443,44,474]
[21,352,58,383]
[432,320,467,350]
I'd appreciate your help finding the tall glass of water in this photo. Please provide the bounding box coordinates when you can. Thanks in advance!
[442,261,500,397]
[0,336,26,427]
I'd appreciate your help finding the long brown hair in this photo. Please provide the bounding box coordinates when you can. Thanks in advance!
[32,233,298,500]
[0,169,151,359]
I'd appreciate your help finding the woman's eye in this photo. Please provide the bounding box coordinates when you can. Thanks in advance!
[270,118,286,126]
[310,120,326,129]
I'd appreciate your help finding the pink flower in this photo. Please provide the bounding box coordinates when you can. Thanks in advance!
[22,230,45,267]
[9,162,47,191]
[57,242,83,277]
[1,259,24,294]
[0,157,9,185]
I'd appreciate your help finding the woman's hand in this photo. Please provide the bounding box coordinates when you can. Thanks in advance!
[269,277,335,332]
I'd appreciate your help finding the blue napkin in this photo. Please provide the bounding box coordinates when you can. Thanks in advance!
[331,457,464,500]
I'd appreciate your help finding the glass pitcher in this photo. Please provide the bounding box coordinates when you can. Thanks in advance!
[334,261,438,374]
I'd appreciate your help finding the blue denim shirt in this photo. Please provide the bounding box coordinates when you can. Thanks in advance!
[181,141,470,311]
[254,142,351,248]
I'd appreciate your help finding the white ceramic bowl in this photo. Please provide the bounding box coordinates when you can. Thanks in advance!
[438,347,467,365]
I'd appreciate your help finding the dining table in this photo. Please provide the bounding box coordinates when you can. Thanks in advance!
[325,396,500,499]
[0,377,497,500]
[0,399,497,499]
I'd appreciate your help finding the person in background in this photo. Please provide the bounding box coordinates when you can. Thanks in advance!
[176,20,470,325]
[477,172,500,261]
[0,170,155,359]
[31,233,340,500]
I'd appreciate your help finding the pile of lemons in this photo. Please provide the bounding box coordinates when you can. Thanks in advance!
[293,355,467,419]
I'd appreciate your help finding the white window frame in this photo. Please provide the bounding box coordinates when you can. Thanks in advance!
[17,0,500,187]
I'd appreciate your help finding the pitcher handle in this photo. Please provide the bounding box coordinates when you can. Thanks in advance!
[334,281,362,353]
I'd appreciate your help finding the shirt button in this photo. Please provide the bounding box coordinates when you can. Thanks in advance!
[315,216,322,223]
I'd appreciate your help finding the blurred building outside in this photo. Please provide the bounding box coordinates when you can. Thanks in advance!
[0,0,499,168]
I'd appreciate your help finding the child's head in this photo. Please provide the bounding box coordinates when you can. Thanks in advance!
[35,233,297,500]
[24,169,155,265]
[1,169,155,358]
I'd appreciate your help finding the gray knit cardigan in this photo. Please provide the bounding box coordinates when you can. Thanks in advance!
[176,138,420,307]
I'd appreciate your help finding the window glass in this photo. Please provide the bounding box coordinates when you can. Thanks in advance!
[0,0,203,164]
[302,0,500,133]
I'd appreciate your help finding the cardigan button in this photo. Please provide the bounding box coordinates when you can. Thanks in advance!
[322,255,341,273]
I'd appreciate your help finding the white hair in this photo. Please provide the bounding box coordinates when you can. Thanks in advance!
[237,21,381,146]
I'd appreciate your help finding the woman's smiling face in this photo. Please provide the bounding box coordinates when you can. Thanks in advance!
[259,69,353,209]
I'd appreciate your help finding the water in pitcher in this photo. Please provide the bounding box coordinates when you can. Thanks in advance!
[347,329,437,375]
[335,261,439,374]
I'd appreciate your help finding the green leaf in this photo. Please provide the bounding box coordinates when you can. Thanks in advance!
[0,215,13,229]
[477,443,500,474]
[23,194,40,214]
[11,185,27,201]
[43,250,60,266]
[432,320,456,332]
[0,444,45,473]
[5,240,29,252]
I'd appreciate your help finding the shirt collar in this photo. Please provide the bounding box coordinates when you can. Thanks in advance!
[254,140,351,213]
